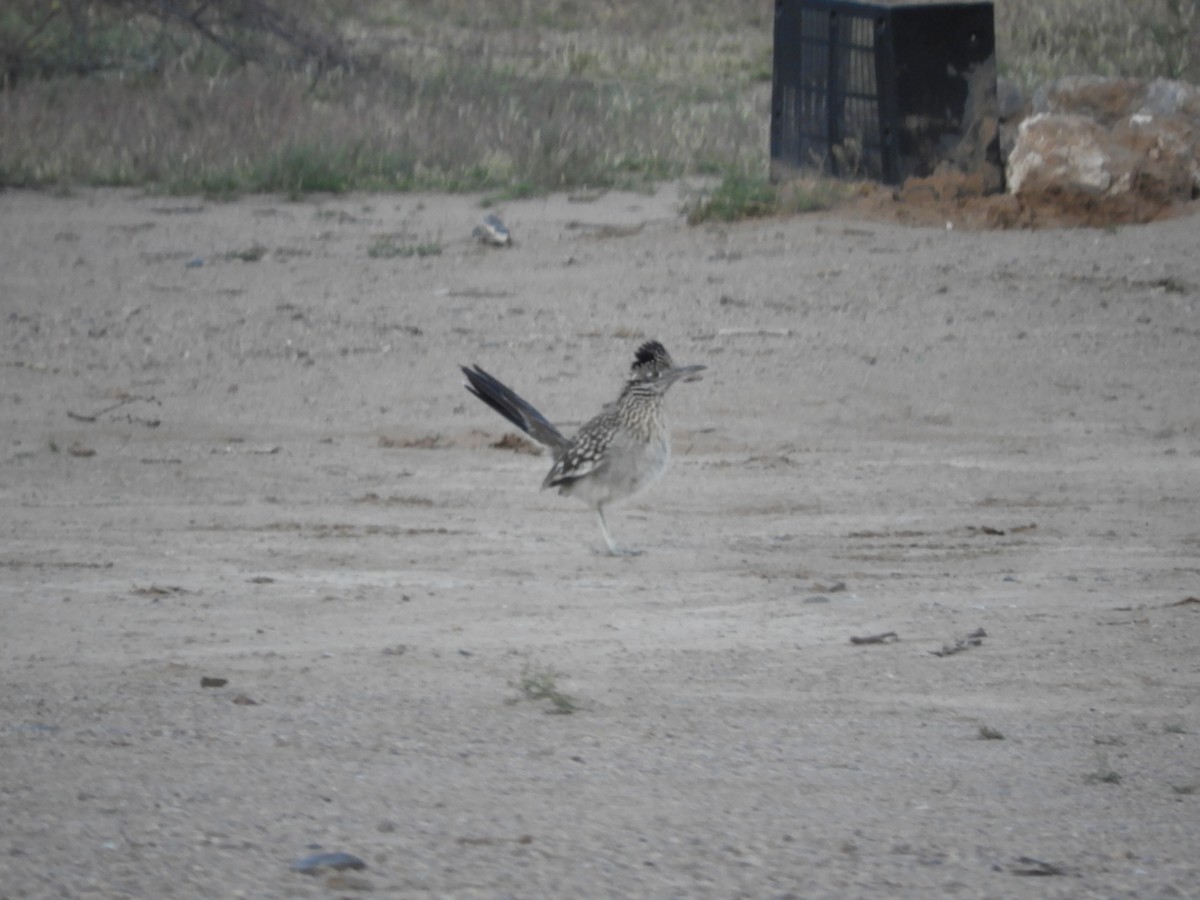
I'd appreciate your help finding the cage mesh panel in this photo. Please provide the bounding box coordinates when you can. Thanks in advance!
[771,1,998,186]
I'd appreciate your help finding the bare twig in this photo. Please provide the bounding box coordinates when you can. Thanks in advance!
[147,0,353,72]
[1010,856,1071,876]
[930,627,987,657]
[1165,596,1199,608]
[6,0,355,82]
[849,631,898,645]
[66,394,158,423]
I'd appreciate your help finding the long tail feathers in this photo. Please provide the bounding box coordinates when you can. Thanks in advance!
[461,365,568,450]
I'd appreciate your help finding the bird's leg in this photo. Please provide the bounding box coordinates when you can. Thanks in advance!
[595,505,641,557]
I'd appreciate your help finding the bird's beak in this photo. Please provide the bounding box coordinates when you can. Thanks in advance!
[669,364,706,383]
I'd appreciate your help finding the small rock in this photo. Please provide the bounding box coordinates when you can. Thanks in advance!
[473,213,512,246]
[1008,114,1116,195]
[1010,76,1200,219]
[1032,75,1146,125]
[996,77,1027,122]
[291,851,367,876]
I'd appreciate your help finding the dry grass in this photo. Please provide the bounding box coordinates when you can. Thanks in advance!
[683,171,851,224]
[0,65,763,194]
[998,0,1198,87]
[0,0,1196,195]
[0,1,771,194]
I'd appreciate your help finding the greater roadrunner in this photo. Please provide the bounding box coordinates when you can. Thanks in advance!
[462,341,705,555]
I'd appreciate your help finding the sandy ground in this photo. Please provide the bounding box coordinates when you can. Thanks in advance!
[1,184,1198,899]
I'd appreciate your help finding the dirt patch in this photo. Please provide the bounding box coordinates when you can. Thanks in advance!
[1,185,1197,898]
[848,168,1200,229]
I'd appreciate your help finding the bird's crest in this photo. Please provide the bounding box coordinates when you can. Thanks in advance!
[630,340,674,380]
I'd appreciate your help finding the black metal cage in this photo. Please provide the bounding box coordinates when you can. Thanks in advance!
[771,0,1001,186]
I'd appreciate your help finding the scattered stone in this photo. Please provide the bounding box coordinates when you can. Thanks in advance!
[876,75,1200,228]
[132,584,190,597]
[968,525,1007,536]
[930,628,987,657]
[473,213,511,246]
[1032,75,1200,125]
[812,581,847,593]
[1008,114,1121,195]
[290,851,367,875]
[200,677,228,688]
[1006,76,1200,224]
[997,77,1026,119]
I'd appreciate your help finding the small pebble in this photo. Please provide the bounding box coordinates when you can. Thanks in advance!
[291,851,367,875]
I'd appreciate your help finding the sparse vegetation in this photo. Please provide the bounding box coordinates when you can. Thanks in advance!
[226,242,268,262]
[684,170,850,224]
[0,1,1197,197]
[367,234,442,259]
[511,667,578,715]
[685,170,778,224]
[1083,756,1124,785]
[998,0,1199,86]
[0,1,769,195]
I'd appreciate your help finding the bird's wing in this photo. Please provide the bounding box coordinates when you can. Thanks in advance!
[542,411,616,488]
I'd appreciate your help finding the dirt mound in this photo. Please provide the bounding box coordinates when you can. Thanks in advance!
[847,168,1200,230]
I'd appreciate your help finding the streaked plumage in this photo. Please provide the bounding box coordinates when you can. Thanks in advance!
[462,341,705,555]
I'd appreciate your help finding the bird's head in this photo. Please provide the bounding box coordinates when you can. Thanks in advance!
[628,340,705,392]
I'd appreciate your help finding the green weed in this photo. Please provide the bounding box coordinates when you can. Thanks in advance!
[512,667,578,715]
[367,235,442,259]
[685,171,779,224]
[685,170,849,224]
[1083,755,1124,785]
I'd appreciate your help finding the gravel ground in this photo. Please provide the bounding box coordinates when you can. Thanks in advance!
[1,185,1198,898]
